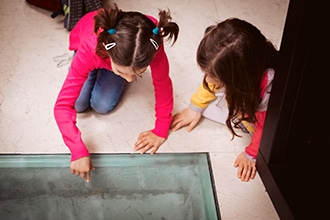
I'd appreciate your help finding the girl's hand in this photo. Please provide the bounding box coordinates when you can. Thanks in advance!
[70,156,95,182]
[134,130,165,154]
[234,152,257,182]
[171,107,202,132]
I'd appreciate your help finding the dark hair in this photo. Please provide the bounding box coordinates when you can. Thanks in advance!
[94,4,179,72]
[197,18,278,138]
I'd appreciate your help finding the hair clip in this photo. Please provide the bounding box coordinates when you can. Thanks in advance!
[107,28,116,35]
[150,38,159,50]
[152,27,159,35]
[103,42,116,50]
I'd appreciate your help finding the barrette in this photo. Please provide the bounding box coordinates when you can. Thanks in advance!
[107,28,116,35]
[149,38,159,50]
[108,28,116,34]
[103,42,116,50]
[152,27,159,35]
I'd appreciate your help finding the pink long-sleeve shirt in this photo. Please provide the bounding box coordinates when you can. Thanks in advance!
[54,11,173,161]
[244,69,274,158]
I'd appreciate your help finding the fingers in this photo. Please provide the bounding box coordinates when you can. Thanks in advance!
[150,147,158,155]
[237,165,243,179]
[234,152,257,182]
[134,131,164,154]
[70,168,81,176]
[86,163,95,182]
[71,169,85,178]
[91,164,96,171]
[134,136,147,152]
[171,111,189,131]
[136,141,151,154]
[135,139,158,154]
[86,171,91,182]
[233,156,240,167]
[171,123,181,131]
[142,145,157,154]
[250,166,257,180]
[241,166,251,182]
[80,172,86,179]
[172,108,202,132]
[237,164,256,182]
[172,119,195,132]
[187,119,198,132]
[171,117,185,131]
[70,162,95,182]
[70,169,92,182]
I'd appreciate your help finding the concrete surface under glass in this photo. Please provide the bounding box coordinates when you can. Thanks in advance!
[0,153,220,220]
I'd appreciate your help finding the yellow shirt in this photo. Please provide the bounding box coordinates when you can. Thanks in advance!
[189,83,217,112]
[190,82,255,134]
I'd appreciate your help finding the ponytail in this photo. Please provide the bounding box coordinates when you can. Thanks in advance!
[157,9,179,46]
[94,4,122,58]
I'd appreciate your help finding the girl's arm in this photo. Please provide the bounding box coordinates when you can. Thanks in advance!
[149,44,173,138]
[54,41,96,161]
[171,82,217,131]
[244,69,274,158]
[190,83,217,112]
[244,110,266,159]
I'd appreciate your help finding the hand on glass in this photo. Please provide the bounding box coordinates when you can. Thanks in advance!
[70,156,95,182]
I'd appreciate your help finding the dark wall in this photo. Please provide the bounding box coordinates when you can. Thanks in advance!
[257,0,330,219]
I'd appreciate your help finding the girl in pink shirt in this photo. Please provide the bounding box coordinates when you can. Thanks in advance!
[54,4,179,182]
[171,18,278,182]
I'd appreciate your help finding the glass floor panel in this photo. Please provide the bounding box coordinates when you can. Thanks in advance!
[0,153,220,220]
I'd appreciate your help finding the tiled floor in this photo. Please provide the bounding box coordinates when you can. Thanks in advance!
[0,0,289,219]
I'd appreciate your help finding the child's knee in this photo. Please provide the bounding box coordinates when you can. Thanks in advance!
[75,102,89,113]
[90,100,117,114]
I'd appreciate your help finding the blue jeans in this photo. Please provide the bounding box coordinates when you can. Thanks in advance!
[75,68,127,113]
